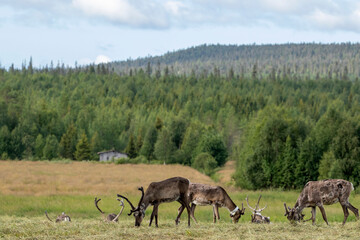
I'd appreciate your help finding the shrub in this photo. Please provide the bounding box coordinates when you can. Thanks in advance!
[192,152,217,176]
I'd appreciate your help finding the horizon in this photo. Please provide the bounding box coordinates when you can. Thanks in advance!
[2,0,360,68]
[4,41,360,70]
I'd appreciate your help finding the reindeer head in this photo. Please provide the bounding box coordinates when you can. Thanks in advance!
[230,203,246,223]
[284,203,304,223]
[118,187,145,227]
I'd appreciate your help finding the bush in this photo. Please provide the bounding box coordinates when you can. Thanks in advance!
[192,152,217,176]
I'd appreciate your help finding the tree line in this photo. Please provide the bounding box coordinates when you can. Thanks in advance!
[1,45,360,189]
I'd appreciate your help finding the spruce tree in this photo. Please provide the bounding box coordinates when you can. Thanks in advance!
[59,124,77,159]
[75,133,91,161]
[125,134,137,158]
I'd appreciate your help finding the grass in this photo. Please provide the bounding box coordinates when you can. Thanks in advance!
[0,160,214,196]
[1,216,360,240]
[1,160,360,239]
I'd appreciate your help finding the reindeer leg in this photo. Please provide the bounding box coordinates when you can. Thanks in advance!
[214,204,220,222]
[191,204,196,217]
[189,203,197,224]
[311,207,316,225]
[341,204,349,225]
[176,205,185,225]
[149,205,156,227]
[318,205,329,225]
[212,205,216,223]
[303,207,315,223]
[346,202,359,220]
[154,204,159,228]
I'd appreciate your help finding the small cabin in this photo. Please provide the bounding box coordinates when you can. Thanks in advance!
[97,150,128,162]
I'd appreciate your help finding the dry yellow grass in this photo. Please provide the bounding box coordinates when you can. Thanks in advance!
[217,160,236,185]
[0,160,214,196]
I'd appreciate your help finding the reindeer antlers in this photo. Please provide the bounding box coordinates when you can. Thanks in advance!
[246,195,267,213]
[112,198,125,222]
[117,186,145,216]
[45,210,53,222]
[94,197,105,214]
[137,187,144,207]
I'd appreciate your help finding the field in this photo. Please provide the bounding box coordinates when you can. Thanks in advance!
[1,160,360,239]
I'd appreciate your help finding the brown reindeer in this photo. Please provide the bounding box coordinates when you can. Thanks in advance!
[246,195,270,223]
[45,211,71,223]
[94,197,125,222]
[117,176,197,227]
[175,183,245,223]
[284,179,359,225]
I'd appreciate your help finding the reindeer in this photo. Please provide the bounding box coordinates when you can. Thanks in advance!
[45,211,71,223]
[117,176,197,227]
[94,197,125,222]
[284,179,359,225]
[246,195,270,223]
[175,183,245,223]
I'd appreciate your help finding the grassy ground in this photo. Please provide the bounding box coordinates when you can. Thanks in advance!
[0,160,214,196]
[1,160,360,239]
[1,216,360,240]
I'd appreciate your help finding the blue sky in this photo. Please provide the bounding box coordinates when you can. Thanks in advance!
[1,0,360,68]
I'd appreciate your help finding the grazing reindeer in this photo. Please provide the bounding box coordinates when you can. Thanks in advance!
[117,177,197,227]
[45,211,71,223]
[284,179,359,225]
[246,195,270,223]
[94,197,125,222]
[175,183,245,223]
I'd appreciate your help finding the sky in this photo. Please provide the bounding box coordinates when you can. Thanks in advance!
[1,0,360,68]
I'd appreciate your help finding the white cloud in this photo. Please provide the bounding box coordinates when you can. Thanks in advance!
[309,9,343,30]
[95,55,111,64]
[72,0,168,28]
[164,1,185,15]
[260,0,301,13]
[2,0,360,32]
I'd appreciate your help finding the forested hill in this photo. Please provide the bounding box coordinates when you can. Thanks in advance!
[110,43,360,80]
[1,43,360,191]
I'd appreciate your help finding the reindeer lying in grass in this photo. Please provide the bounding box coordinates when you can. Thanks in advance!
[246,195,270,223]
[45,211,71,223]
[94,197,125,222]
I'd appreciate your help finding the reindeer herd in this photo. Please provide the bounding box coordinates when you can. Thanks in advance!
[45,177,359,227]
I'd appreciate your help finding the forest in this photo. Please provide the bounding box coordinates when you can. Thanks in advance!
[1,43,360,190]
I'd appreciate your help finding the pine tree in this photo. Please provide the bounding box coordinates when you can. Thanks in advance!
[154,128,175,164]
[136,134,143,153]
[59,124,77,159]
[281,136,297,189]
[75,133,91,161]
[34,134,45,159]
[43,135,59,160]
[125,134,137,158]
[139,126,158,161]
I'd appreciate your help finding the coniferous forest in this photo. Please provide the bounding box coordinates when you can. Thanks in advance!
[1,43,360,190]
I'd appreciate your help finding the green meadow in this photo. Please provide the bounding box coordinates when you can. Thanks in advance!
[1,191,360,239]
[1,161,360,239]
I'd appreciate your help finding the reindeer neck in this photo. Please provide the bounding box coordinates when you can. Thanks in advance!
[139,198,151,212]
[224,195,237,212]
[294,200,305,213]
